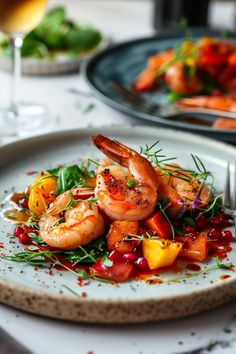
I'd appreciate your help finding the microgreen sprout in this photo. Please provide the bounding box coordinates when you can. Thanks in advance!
[127,179,135,188]
[124,233,160,242]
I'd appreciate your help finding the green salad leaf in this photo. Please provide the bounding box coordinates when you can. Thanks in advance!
[0,6,102,59]
[47,159,96,196]
[48,164,85,196]
[64,237,107,264]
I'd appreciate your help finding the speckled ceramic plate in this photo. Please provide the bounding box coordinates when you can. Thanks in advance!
[0,37,109,75]
[0,126,236,324]
[84,33,236,143]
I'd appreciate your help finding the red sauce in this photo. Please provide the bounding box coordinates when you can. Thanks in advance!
[186,263,201,271]
[26,170,38,176]
[147,278,163,284]
[219,274,231,280]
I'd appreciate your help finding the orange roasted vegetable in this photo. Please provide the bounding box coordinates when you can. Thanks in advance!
[107,220,139,254]
[176,234,208,262]
[144,211,171,239]
[28,173,57,216]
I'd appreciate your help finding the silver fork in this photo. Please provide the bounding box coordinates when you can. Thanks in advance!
[223,162,236,235]
[110,80,236,119]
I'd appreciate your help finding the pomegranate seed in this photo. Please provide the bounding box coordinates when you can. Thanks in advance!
[210,214,229,227]
[196,219,206,229]
[18,232,31,245]
[185,226,195,234]
[122,253,136,262]
[220,230,233,243]
[108,250,123,262]
[208,228,221,240]
[135,257,148,270]
[14,226,24,237]
[59,211,65,218]
[211,89,222,97]
[19,198,28,209]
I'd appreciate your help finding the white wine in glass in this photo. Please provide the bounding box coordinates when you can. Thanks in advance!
[0,0,50,137]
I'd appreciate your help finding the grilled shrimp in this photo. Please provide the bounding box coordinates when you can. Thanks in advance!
[165,63,202,95]
[177,94,236,112]
[92,135,159,221]
[156,164,211,217]
[39,188,104,250]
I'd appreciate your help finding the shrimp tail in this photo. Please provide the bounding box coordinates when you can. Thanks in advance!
[91,135,131,168]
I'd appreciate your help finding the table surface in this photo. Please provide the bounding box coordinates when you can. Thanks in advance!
[0,1,236,354]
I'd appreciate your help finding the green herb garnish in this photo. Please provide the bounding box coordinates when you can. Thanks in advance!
[0,6,103,59]
[127,179,135,188]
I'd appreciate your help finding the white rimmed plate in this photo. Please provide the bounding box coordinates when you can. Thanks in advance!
[0,126,236,323]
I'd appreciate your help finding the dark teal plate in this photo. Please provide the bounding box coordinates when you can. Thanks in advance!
[84,33,236,143]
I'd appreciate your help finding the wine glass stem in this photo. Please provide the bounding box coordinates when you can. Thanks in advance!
[10,36,23,108]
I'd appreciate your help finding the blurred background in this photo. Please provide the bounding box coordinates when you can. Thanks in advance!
[0,0,235,141]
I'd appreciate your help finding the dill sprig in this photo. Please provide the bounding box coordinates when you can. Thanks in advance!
[140,141,214,195]
[140,141,177,168]
[190,154,214,196]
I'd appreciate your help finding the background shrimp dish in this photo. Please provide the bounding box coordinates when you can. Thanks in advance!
[133,36,236,129]
[1,135,234,283]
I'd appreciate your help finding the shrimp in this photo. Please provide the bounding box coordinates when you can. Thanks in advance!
[156,164,211,217]
[39,188,104,250]
[132,50,174,92]
[177,94,236,112]
[46,187,95,215]
[165,63,202,95]
[213,117,236,130]
[91,135,159,221]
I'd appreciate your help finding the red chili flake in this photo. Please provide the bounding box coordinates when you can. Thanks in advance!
[0,243,4,249]
[81,292,87,298]
[26,170,38,176]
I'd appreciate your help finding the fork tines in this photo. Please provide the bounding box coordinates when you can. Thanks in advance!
[223,162,236,235]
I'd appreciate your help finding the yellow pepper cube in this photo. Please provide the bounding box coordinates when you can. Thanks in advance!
[142,239,183,270]
[28,174,57,216]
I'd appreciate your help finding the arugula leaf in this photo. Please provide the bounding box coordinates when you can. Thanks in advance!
[64,27,102,52]
[54,165,83,196]
[47,160,96,196]
[76,269,89,279]
[0,6,102,58]
[64,236,106,265]
[21,38,49,58]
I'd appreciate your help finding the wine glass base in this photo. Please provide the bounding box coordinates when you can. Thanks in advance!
[0,102,53,138]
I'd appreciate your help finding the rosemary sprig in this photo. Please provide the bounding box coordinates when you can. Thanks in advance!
[140,141,214,199]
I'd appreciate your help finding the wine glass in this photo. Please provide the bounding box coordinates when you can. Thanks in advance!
[0,0,50,137]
